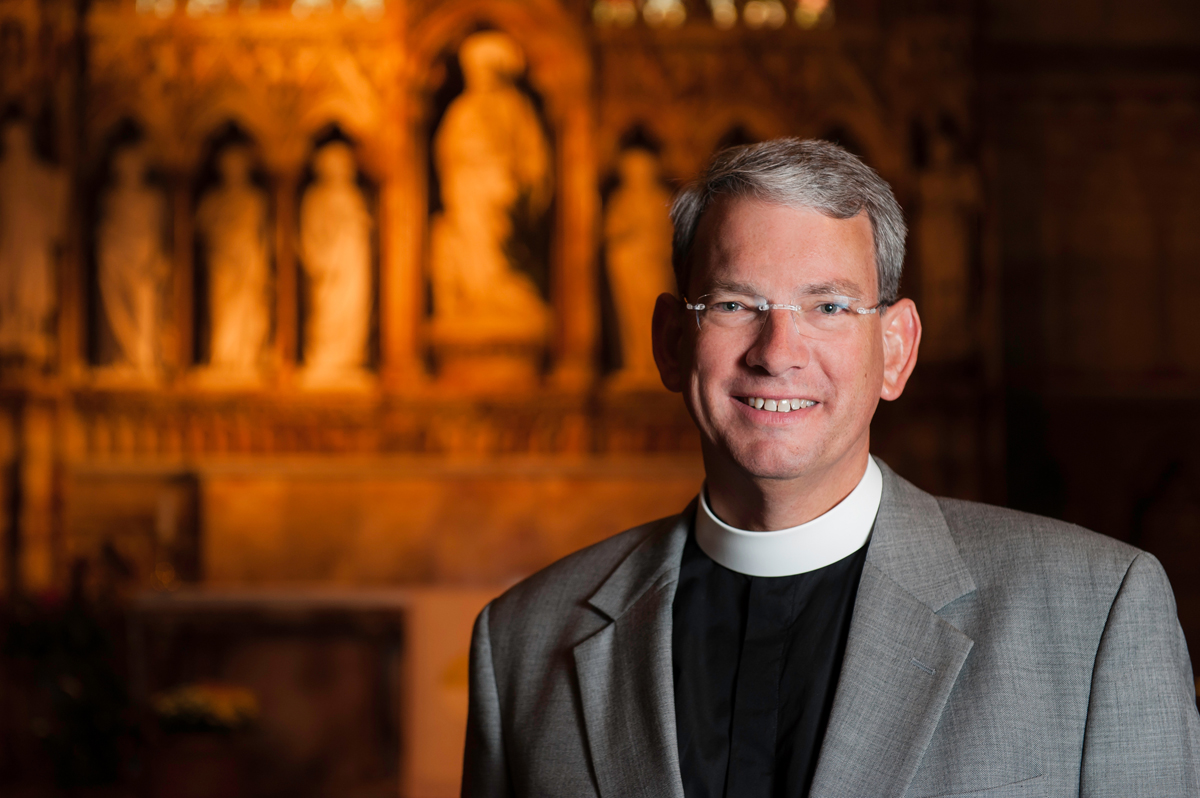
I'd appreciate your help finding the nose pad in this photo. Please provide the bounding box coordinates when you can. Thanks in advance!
[785,307,802,336]
[746,307,810,374]
[758,306,802,339]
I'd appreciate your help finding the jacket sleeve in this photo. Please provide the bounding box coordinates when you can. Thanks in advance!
[462,603,513,798]
[1080,552,1200,796]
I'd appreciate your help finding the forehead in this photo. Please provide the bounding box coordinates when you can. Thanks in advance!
[688,196,877,298]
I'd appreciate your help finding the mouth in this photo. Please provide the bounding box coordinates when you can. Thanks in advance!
[738,396,818,414]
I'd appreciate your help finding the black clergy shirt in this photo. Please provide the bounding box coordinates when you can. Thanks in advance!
[671,529,868,798]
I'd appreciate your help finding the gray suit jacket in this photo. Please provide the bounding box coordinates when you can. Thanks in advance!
[463,460,1200,797]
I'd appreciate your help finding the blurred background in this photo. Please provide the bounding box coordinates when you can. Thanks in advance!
[0,0,1197,794]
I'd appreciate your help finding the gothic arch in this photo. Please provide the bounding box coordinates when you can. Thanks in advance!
[296,104,381,177]
[407,0,590,111]
[182,91,277,174]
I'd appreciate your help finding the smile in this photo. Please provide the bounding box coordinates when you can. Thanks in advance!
[739,397,817,413]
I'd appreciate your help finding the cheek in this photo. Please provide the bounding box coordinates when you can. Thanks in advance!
[822,339,884,402]
[685,339,743,427]
[691,337,738,386]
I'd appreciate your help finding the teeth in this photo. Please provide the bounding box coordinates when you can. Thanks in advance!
[743,397,816,412]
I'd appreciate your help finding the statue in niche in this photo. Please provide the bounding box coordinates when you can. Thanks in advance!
[430,30,551,336]
[298,142,372,387]
[0,120,67,363]
[604,148,675,388]
[915,129,982,361]
[195,146,270,376]
[97,146,169,376]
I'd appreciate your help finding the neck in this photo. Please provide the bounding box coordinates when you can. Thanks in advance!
[703,443,871,531]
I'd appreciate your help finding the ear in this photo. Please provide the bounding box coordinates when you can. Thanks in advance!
[880,298,921,401]
[652,292,685,393]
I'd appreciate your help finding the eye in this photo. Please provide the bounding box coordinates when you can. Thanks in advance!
[816,301,847,315]
[712,301,746,313]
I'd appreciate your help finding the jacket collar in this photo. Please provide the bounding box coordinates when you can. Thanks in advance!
[576,459,978,798]
[810,459,978,797]
[576,507,692,798]
[866,458,976,611]
[586,499,693,622]
[585,459,976,619]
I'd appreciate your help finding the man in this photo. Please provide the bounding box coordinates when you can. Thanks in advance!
[462,139,1200,798]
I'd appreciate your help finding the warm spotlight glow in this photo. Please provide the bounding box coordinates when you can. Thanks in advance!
[135,0,177,16]
[743,0,786,29]
[290,0,330,16]
[185,0,226,15]
[795,0,832,29]
[344,0,384,19]
[593,0,638,27]
[709,0,737,29]
[643,0,686,28]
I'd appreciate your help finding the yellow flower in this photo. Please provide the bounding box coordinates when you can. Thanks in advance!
[151,682,259,731]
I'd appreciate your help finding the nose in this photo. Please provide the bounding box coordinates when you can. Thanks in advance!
[744,307,810,376]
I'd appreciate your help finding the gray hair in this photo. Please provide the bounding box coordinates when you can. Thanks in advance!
[670,137,907,305]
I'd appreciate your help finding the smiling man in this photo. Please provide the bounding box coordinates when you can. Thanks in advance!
[462,139,1200,798]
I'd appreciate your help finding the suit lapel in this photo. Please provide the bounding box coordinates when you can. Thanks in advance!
[809,563,974,797]
[810,461,978,798]
[570,466,977,798]
[574,508,691,798]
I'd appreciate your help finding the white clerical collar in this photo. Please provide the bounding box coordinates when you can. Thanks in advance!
[695,456,882,578]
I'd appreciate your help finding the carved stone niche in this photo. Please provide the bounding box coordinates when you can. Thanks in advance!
[410,2,597,393]
[0,114,67,368]
[599,128,675,392]
[295,128,379,391]
[88,119,175,385]
[189,123,275,387]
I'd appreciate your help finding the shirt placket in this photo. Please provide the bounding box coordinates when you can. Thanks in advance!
[724,575,797,797]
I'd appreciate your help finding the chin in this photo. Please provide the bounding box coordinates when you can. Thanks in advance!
[724,439,820,482]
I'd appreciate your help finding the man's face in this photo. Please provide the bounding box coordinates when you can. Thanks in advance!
[659,196,902,485]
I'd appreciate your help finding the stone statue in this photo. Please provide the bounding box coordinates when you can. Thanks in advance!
[298,142,372,386]
[915,131,981,361]
[97,146,169,376]
[195,146,270,375]
[604,149,675,388]
[430,31,551,335]
[0,120,67,363]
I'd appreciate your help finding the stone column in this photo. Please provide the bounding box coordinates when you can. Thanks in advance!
[549,95,598,389]
[379,117,425,389]
[0,406,16,597]
[16,397,58,594]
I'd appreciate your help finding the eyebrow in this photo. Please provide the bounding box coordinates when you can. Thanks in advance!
[799,280,866,298]
[699,278,867,299]
[702,279,761,295]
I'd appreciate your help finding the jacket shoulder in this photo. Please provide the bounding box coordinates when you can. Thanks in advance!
[934,496,1146,587]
